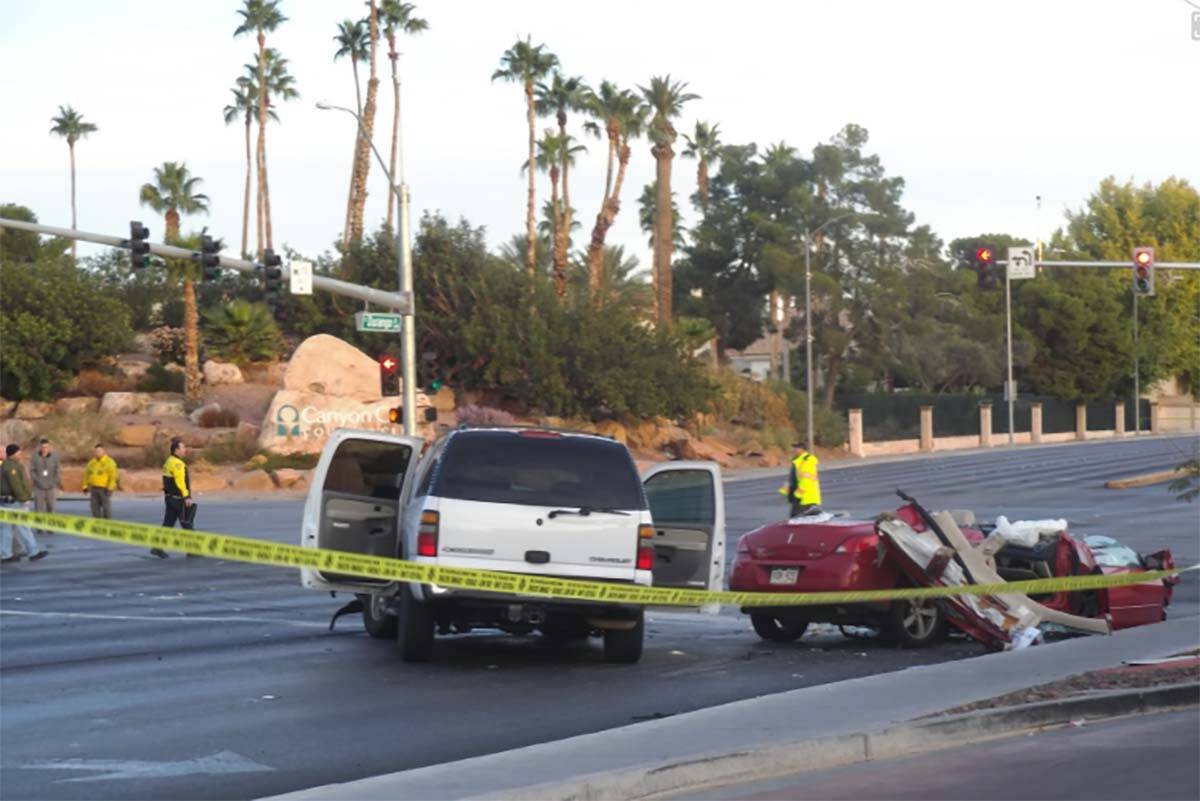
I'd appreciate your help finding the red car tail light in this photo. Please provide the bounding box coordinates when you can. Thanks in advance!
[417,510,439,557]
[637,524,655,570]
[834,536,877,555]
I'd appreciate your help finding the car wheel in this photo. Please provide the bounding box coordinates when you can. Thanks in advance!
[602,612,644,664]
[750,612,808,643]
[397,588,435,663]
[360,593,398,639]
[885,596,945,648]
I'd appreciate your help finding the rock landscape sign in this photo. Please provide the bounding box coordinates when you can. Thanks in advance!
[355,312,403,333]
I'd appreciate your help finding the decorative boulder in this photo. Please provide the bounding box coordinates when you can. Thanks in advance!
[203,360,244,386]
[0,419,37,448]
[100,392,143,415]
[232,470,275,492]
[55,397,101,416]
[143,400,187,417]
[283,334,386,400]
[271,468,309,489]
[189,402,222,424]
[257,389,430,455]
[14,401,54,420]
[114,424,159,447]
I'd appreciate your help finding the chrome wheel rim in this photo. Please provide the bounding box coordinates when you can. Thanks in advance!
[902,600,938,639]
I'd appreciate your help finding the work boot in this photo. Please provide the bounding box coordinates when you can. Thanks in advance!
[150,548,169,559]
[29,550,48,561]
[0,555,19,564]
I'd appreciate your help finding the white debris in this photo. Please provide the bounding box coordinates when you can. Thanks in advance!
[993,516,1068,547]
[1009,627,1043,650]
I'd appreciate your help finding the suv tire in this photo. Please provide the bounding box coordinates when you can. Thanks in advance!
[360,593,399,639]
[602,611,644,664]
[397,588,435,662]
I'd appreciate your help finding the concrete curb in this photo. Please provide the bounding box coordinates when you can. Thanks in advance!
[1104,468,1185,489]
[491,683,1200,801]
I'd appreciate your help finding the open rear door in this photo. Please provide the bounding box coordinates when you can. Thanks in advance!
[300,429,424,593]
[642,461,725,612]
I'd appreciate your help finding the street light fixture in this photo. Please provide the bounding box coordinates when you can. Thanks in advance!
[316,100,417,436]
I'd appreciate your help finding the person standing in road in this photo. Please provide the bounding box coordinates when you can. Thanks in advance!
[1,444,49,564]
[30,438,61,534]
[82,443,119,519]
[152,437,193,559]
[778,443,822,518]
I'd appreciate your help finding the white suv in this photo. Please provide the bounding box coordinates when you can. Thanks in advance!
[300,426,725,663]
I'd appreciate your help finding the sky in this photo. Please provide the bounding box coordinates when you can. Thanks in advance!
[3,0,1198,271]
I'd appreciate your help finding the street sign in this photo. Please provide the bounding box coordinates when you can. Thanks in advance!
[355,311,403,333]
[1004,380,1018,402]
[289,259,313,295]
[1007,247,1036,280]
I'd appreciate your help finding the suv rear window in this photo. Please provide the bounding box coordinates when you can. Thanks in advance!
[433,431,645,510]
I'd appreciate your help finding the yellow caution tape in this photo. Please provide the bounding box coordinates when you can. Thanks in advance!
[0,508,1191,608]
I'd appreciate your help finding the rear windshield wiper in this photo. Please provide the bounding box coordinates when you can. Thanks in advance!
[547,506,631,519]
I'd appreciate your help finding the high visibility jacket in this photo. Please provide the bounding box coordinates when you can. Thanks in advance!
[778,451,821,506]
[162,455,190,498]
[83,455,119,491]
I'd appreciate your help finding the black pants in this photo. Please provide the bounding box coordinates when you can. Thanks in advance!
[163,496,194,530]
[790,501,817,517]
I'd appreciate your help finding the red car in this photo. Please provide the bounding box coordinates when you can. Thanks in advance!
[730,495,1176,648]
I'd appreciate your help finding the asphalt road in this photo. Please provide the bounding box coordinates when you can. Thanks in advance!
[700,707,1200,800]
[1,435,1196,800]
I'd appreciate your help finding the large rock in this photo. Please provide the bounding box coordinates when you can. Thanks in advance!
[232,470,275,492]
[189,402,222,424]
[671,436,733,467]
[271,468,309,489]
[594,420,628,444]
[203,360,244,386]
[257,389,430,455]
[236,422,262,442]
[119,470,162,493]
[144,400,187,417]
[100,392,143,415]
[191,473,230,493]
[114,424,159,447]
[283,334,386,400]
[0,419,37,447]
[14,401,54,420]
[55,397,101,416]
[0,398,16,418]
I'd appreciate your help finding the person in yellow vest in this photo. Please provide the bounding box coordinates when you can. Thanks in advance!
[82,444,119,519]
[778,443,821,517]
[152,438,194,559]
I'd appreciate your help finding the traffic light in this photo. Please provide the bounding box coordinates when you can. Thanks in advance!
[379,353,400,397]
[974,245,997,289]
[200,235,221,281]
[1132,247,1155,296]
[129,221,151,269]
[261,249,286,321]
[421,349,445,393]
[387,406,403,425]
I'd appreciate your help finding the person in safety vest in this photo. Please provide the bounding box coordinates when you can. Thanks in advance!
[152,438,194,559]
[778,443,821,517]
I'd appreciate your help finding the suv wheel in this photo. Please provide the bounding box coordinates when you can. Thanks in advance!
[602,612,644,664]
[397,589,435,663]
[360,593,398,639]
[750,612,808,643]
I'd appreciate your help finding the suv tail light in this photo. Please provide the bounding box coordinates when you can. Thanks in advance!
[417,510,439,557]
[637,524,655,571]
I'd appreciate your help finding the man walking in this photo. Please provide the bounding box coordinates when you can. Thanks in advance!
[778,442,822,518]
[30,438,61,534]
[82,444,119,519]
[1,444,49,564]
[152,438,193,559]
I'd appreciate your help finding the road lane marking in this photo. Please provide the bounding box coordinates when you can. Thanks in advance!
[0,610,327,628]
[20,750,274,782]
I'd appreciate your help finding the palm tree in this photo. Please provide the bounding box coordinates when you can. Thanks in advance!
[48,105,98,260]
[380,1,428,235]
[346,1,383,243]
[246,48,298,253]
[682,121,721,209]
[526,131,585,298]
[535,72,589,277]
[333,18,369,247]
[139,162,209,401]
[638,182,685,252]
[223,78,274,259]
[492,36,559,278]
[234,0,287,258]
[569,244,651,311]
[639,75,699,322]
[582,83,646,304]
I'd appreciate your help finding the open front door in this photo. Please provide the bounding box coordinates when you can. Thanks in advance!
[642,461,725,610]
[300,429,424,593]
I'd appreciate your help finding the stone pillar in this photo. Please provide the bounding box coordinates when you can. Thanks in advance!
[1150,403,1162,434]
[1115,402,1125,437]
[1030,402,1043,444]
[979,403,993,448]
[1075,403,1087,441]
[919,406,934,452]
[848,408,864,457]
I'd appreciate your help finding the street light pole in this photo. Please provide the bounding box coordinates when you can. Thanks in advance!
[802,213,854,453]
[317,101,418,436]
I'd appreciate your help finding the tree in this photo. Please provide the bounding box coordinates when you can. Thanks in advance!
[639,75,699,322]
[333,18,369,247]
[380,1,428,235]
[223,78,273,259]
[638,181,685,251]
[138,162,210,402]
[536,72,589,286]
[48,105,98,261]
[344,1,382,243]
[234,0,287,257]
[582,82,645,303]
[568,244,652,312]
[526,130,563,289]
[682,121,721,208]
[492,36,559,278]
[203,300,281,364]
[244,47,298,254]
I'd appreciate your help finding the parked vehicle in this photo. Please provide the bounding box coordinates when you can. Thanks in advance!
[730,496,1175,648]
[300,427,725,663]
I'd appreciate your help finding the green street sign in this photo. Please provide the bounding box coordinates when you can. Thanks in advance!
[355,312,403,333]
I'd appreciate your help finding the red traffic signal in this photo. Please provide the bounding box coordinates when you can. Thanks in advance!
[378,355,399,374]
[1132,247,1155,296]
[975,246,995,265]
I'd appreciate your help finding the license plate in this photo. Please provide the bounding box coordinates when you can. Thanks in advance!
[769,568,799,585]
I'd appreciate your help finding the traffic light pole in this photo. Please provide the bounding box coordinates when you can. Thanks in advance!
[1133,290,1140,436]
[1004,267,1015,445]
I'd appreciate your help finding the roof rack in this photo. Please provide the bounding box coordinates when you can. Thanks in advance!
[453,423,614,440]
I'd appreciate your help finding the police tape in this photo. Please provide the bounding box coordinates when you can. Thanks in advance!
[0,508,1192,608]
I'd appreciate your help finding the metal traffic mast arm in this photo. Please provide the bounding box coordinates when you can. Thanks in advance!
[0,218,413,313]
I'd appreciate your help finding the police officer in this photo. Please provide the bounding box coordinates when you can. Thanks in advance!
[778,442,821,517]
[152,438,193,559]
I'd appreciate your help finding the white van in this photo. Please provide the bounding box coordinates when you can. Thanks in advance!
[300,426,725,663]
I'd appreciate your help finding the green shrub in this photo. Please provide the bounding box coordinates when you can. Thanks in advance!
[137,363,185,393]
[35,413,120,460]
[141,431,172,468]
[202,435,260,465]
[259,451,320,471]
[768,380,848,447]
[146,326,186,365]
[203,300,281,365]
[712,372,793,430]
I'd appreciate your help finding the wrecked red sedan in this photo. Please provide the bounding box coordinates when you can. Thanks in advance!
[730,492,1176,649]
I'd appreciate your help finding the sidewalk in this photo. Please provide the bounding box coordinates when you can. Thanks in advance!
[264,616,1200,801]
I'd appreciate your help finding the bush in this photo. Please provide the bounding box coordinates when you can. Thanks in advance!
[456,404,516,427]
[712,372,793,430]
[202,435,260,465]
[259,451,320,472]
[74,368,132,397]
[137,363,185,393]
[141,431,172,468]
[769,381,848,448]
[197,407,240,428]
[35,413,120,459]
[146,326,187,365]
[203,300,281,365]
